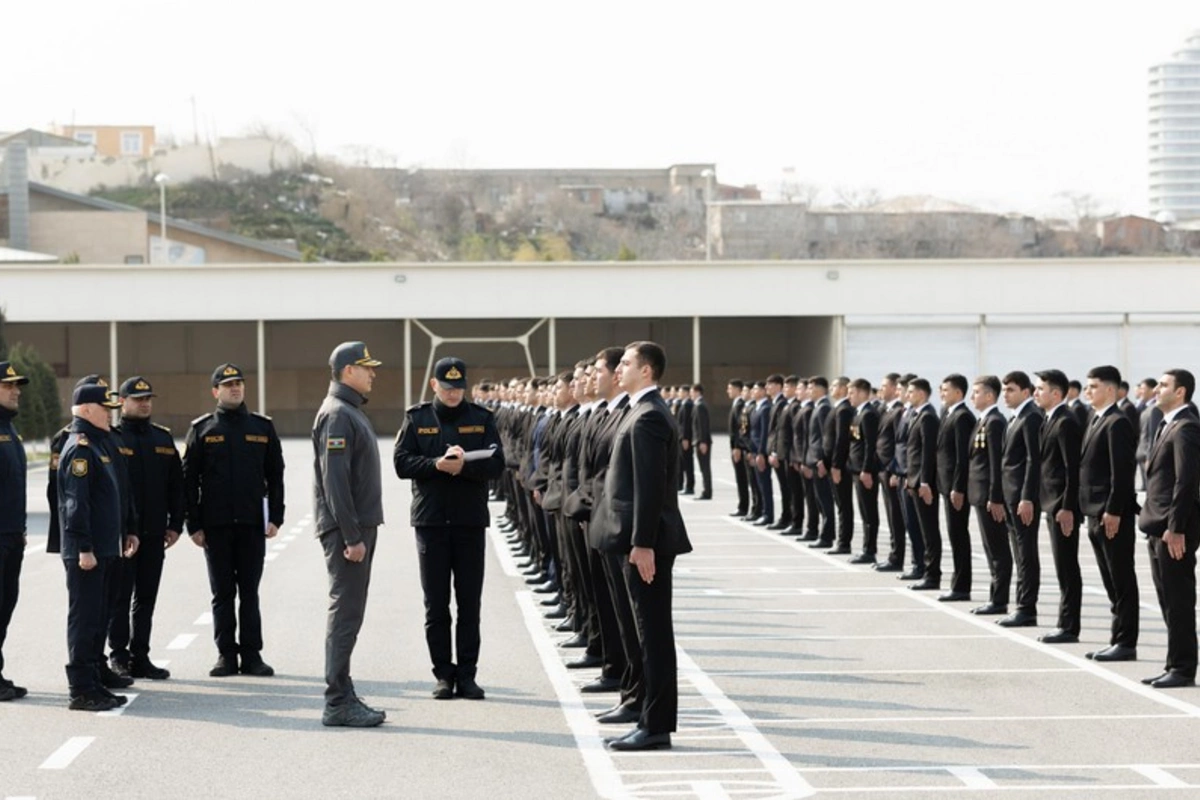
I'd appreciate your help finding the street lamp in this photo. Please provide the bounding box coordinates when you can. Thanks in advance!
[700,168,715,261]
[154,173,170,264]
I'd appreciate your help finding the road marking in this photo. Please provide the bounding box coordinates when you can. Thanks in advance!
[1131,765,1190,787]
[264,552,279,562]
[487,526,520,577]
[707,667,1079,677]
[98,692,139,717]
[39,737,94,770]
[24,541,46,555]
[288,527,304,535]
[281,535,296,542]
[674,607,942,615]
[948,766,997,789]
[689,781,735,799]
[194,611,212,626]
[6,795,37,799]
[166,633,197,650]
[743,712,1188,726]
[676,633,995,641]
[271,543,287,551]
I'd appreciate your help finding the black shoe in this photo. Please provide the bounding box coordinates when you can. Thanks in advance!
[209,655,238,677]
[1038,629,1079,644]
[1087,644,1136,661]
[1142,672,1169,685]
[532,582,559,595]
[898,570,925,581]
[455,677,486,700]
[849,553,875,564]
[782,526,805,536]
[0,677,26,700]
[997,611,1037,628]
[938,591,970,602]
[828,546,852,555]
[766,521,790,531]
[69,691,118,712]
[559,632,588,649]
[523,573,547,585]
[432,678,455,699]
[539,595,562,607]
[554,616,576,632]
[809,540,834,549]
[239,658,275,677]
[1152,671,1195,689]
[100,665,134,689]
[544,604,568,620]
[799,532,819,542]
[100,687,128,706]
[597,705,640,724]
[752,518,774,527]
[608,729,671,751]
[109,656,132,679]
[971,603,1008,615]
[130,658,171,680]
[729,510,748,518]
[910,580,941,591]
[323,701,386,727]
[579,676,621,693]
[875,562,903,572]
[565,653,603,669]
[695,494,712,501]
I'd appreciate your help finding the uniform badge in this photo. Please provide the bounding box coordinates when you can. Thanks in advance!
[223,366,239,376]
[327,436,346,450]
[71,458,88,477]
[135,380,150,391]
[50,453,60,470]
[4,365,14,377]
[77,434,89,447]
[445,366,463,380]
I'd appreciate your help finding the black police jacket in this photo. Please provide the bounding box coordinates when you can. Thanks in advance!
[0,407,26,535]
[47,422,138,553]
[183,404,285,533]
[57,418,122,559]
[393,399,504,528]
[114,416,185,540]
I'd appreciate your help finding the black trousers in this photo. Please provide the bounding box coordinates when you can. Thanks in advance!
[623,551,678,734]
[561,514,592,637]
[603,551,643,709]
[680,446,695,493]
[943,496,971,594]
[588,541,626,681]
[744,457,762,517]
[730,450,748,513]
[787,465,806,532]
[1089,513,1140,648]
[803,470,821,538]
[901,489,926,572]
[973,504,1012,607]
[909,489,940,581]
[1046,513,1081,635]
[65,556,115,696]
[833,474,854,549]
[880,474,906,566]
[1005,505,1041,615]
[108,537,166,661]
[203,525,266,659]
[773,463,792,525]
[754,460,774,522]
[853,476,879,555]
[0,534,23,678]
[322,527,377,705]
[416,526,485,681]
[1148,525,1198,677]
[695,446,712,498]
[811,472,835,543]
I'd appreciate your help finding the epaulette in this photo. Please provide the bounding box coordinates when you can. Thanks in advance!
[153,422,173,434]
[471,402,494,417]
[75,433,90,447]
[191,413,214,426]
[407,402,432,413]
[251,412,273,422]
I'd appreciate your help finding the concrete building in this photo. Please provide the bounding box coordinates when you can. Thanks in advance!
[1149,30,1200,222]
[58,124,156,159]
[1,257,1198,436]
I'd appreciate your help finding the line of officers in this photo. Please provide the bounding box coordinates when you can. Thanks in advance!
[726,366,1200,689]
[0,362,285,711]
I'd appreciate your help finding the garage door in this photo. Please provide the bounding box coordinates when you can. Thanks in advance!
[1128,315,1200,381]
[844,316,979,386]
[985,316,1122,384]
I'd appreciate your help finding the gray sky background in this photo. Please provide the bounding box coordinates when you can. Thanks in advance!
[3,1,1196,217]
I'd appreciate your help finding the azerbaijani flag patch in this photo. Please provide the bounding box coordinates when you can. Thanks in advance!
[327,436,347,450]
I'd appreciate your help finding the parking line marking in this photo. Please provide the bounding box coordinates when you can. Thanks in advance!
[948,766,997,789]
[194,611,212,626]
[166,633,197,650]
[707,667,1079,677]
[39,737,94,770]
[264,552,279,562]
[98,692,139,717]
[1132,765,1190,787]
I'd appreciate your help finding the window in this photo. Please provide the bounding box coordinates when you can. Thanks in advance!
[73,130,96,145]
[124,255,144,264]
[823,216,838,234]
[120,131,143,156]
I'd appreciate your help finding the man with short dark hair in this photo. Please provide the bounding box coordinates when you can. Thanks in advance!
[766,375,793,531]
[803,377,835,548]
[935,374,974,601]
[968,376,1010,615]
[749,381,775,526]
[998,371,1042,628]
[825,377,856,555]
[905,379,941,590]
[874,373,906,571]
[847,379,879,564]
[690,385,712,500]
[1136,377,1162,490]
[725,381,748,516]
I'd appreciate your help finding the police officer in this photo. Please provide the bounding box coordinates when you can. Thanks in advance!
[108,376,184,681]
[59,383,136,711]
[0,361,29,701]
[394,357,505,700]
[314,342,386,727]
[184,363,285,678]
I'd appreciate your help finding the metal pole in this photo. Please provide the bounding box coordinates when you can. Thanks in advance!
[257,319,266,414]
[159,184,167,264]
[109,320,118,389]
[548,317,557,375]
[692,316,701,384]
[404,318,412,408]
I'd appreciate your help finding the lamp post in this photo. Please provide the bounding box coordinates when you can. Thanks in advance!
[700,168,715,261]
[154,173,170,263]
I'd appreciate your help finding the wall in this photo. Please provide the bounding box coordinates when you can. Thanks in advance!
[29,210,146,263]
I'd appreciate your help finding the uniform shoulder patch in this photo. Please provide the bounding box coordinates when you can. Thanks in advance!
[50,453,60,470]
[76,434,90,447]
[407,402,432,413]
[327,436,347,450]
[251,411,274,422]
[153,422,173,435]
[470,402,494,417]
[191,413,214,426]
[71,458,88,477]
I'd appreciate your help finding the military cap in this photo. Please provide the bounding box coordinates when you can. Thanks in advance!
[74,383,121,408]
[330,341,382,372]
[434,357,467,389]
[0,362,29,386]
[119,376,156,398]
[212,363,245,386]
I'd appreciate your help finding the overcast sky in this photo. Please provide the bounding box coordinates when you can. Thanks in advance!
[3,1,1196,217]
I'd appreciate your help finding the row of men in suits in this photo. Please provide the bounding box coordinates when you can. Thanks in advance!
[726,367,1200,688]
[488,345,692,750]
[662,386,713,500]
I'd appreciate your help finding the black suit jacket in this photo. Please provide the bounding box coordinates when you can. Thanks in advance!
[905,405,939,490]
[791,402,812,465]
[691,399,711,445]
[1079,405,1137,518]
[876,400,904,474]
[1001,402,1043,506]
[1039,406,1082,515]
[847,403,880,474]
[596,390,692,555]
[1139,405,1200,537]
[967,407,1005,507]
[1136,401,1163,466]
[1069,398,1091,429]
[936,403,974,497]
[728,397,744,448]
[806,398,831,467]
[677,398,694,445]
[827,399,854,470]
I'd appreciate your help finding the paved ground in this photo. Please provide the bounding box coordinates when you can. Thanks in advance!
[4,437,1200,799]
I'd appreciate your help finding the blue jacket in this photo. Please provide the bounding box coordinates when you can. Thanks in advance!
[0,407,25,535]
[57,418,121,558]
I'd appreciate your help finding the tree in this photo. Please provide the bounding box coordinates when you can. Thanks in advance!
[0,307,8,359]
[7,343,61,441]
[616,243,637,261]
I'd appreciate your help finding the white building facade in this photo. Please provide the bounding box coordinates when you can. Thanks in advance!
[1150,31,1200,222]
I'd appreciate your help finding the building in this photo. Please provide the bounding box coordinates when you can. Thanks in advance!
[1149,31,1200,222]
[57,124,156,159]
[1097,215,1166,254]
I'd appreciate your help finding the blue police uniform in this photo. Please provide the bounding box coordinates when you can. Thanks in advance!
[0,363,28,695]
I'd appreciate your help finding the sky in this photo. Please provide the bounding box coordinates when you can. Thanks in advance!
[2,0,1196,218]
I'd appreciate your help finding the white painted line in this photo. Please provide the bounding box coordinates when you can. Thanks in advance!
[486,526,520,578]
[948,766,997,789]
[288,527,304,535]
[689,781,735,799]
[1131,764,1190,788]
[619,768,773,776]
[39,736,95,769]
[708,667,1079,677]
[98,692,139,717]
[271,543,287,551]
[281,535,296,542]
[746,712,1189,726]
[676,647,815,798]
[24,541,46,555]
[194,611,212,626]
[676,633,995,642]
[674,608,942,616]
[264,552,279,562]
[6,795,38,800]
[514,592,627,799]
[811,784,1190,794]
[166,633,198,650]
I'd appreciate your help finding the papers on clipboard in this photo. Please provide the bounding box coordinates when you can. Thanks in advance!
[462,446,498,462]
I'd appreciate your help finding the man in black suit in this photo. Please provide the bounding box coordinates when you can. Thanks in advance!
[935,374,974,601]
[1067,380,1091,428]
[803,377,835,548]
[749,382,774,526]
[739,384,761,521]
[598,341,693,751]
[690,385,712,501]
[1135,378,1162,490]
[676,388,695,496]
[967,376,1011,615]
[847,379,880,564]
[1139,369,1200,688]
[998,371,1042,628]
[792,381,819,541]
[726,381,748,517]
[1034,369,1083,645]
[766,375,795,531]
[826,377,856,555]
[892,375,926,579]
[904,379,941,590]
[780,377,807,536]
[1118,380,1141,433]
[875,373,906,571]
[1080,365,1140,662]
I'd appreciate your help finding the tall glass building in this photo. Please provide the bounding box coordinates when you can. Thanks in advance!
[1150,31,1200,222]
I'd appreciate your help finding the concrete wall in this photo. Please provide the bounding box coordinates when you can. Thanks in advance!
[29,210,146,263]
